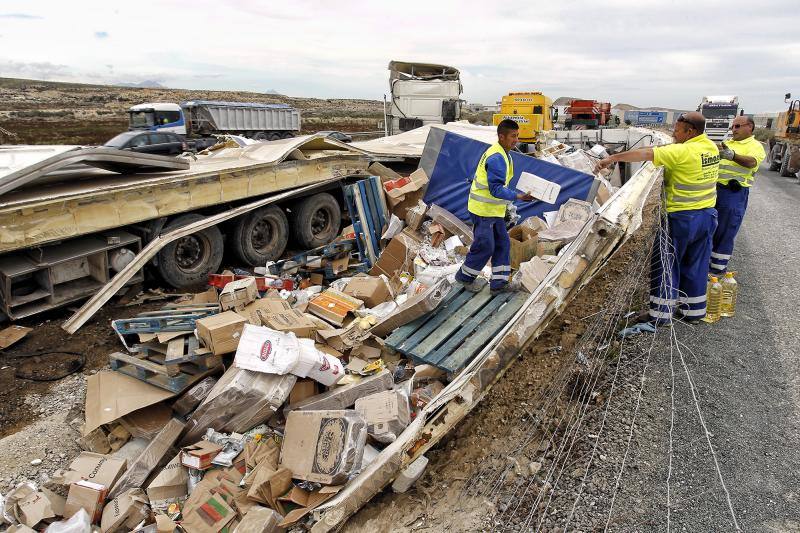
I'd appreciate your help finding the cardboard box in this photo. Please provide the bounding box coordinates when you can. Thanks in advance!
[180,489,236,533]
[172,376,218,417]
[342,275,393,308]
[146,453,188,504]
[519,256,553,292]
[280,410,368,484]
[385,168,428,206]
[259,309,318,338]
[556,198,593,224]
[219,277,258,311]
[508,225,539,269]
[238,297,292,326]
[64,480,107,523]
[181,440,223,470]
[285,369,394,413]
[196,311,247,355]
[536,239,564,257]
[315,322,370,352]
[60,452,127,489]
[307,289,363,326]
[10,486,56,528]
[235,506,283,533]
[246,466,293,509]
[289,379,319,405]
[405,200,427,230]
[354,389,411,443]
[100,488,150,533]
[276,485,342,528]
[369,233,421,278]
[108,418,185,500]
[119,403,172,439]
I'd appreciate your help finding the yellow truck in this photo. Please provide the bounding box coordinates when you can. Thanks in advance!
[492,92,555,144]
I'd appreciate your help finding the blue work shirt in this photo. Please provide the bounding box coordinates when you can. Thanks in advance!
[485,152,519,202]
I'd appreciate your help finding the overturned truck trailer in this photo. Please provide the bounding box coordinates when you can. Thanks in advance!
[301,128,668,530]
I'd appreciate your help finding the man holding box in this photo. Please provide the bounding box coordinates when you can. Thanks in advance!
[455,119,534,293]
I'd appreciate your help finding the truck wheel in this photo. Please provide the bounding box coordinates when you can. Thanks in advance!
[253,132,268,141]
[779,148,793,177]
[768,145,781,171]
[290,193,341,249]
[267,132,281,141]
[280,131,295,139]
[156,214,223,289]
[231,206,289,266]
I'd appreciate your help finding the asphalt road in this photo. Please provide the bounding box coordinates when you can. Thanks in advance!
[613,163,800,532]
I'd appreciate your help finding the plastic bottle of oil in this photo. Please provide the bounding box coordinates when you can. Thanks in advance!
[720,272,738,318]
[703,276,722,323]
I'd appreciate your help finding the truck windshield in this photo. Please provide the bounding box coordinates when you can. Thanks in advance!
[129,111,155,129]
[701,106,737,119]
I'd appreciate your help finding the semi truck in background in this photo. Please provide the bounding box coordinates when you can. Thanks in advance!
[564,100,614,129]
[386,61,462,134]
[766,93,800,177]
[697,95,740,141]
[128,100,301,142]
[492,92,555,145]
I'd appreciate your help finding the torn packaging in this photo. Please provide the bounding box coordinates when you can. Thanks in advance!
[100,488,150,533]
[246,466,292,510]
[385,168,428,207]
[257,309,318,338]
[172,376,218,417]
[195,311,247,356]
[307,290,363,326]
[181,487,236,533]
[56,452,127,489]
[354,389,411,443]
[233,506,282,533]
[219,277,258,311]
[146,453,188,504]
[508,225,539,269]
[237,298,291,326]
[342,275,393,308]
[7,484,55,528]
[181,366,295,445]
[84,371,174,435]
[368,233,420,279]
[285,369,394,413]
[120,402,173,439]
[519,256,553,293]
[275,485,342,528]
[181,440,223,471]
[280,410,367,485]
[107,418,185,500]
[64,480,106,523]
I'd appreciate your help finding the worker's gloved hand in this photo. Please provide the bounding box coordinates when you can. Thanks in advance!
[506,203,521,226]
[719,143,735,160]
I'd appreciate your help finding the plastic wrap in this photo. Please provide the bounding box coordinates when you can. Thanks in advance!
[181,366,296,445]
[427,204,474,245]
[44,508,91,533]
[172,376,218,417]
[557,150,595,175]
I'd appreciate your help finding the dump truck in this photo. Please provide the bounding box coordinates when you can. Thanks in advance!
[492,92,555,145]
[564,99,613,129]
[386,61,462,134]
[697,95,740,142]
[128,100,301,142]
[766,93,800,177]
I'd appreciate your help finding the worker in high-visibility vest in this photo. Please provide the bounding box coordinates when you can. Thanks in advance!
[709,115,765,274]
[598,112,719,324]
[455,119,534,293]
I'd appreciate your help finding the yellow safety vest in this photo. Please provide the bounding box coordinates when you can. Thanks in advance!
[718,135,766,187]
[653,134,719,213]
[468,143,514,218]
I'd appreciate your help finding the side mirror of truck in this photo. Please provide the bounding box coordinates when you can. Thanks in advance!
[785,93,792,102]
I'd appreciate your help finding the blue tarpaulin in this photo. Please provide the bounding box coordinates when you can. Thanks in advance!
[419,128,595,223]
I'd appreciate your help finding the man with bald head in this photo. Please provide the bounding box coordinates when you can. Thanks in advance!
[709,115,765,275]
[598,112,719,324]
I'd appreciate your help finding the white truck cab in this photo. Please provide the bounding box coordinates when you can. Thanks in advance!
[387,61,462,134]
[698,95,740,142]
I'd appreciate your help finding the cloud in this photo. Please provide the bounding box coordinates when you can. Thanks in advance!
[0,59,71,79]
[0,13,42,19]
[94,31,109,39]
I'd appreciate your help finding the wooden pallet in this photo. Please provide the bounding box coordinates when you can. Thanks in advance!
[111,305,218,335]
[385,285,528,373]
[109,349,221,393]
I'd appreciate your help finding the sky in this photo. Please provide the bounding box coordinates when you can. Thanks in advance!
[1,0,799,113]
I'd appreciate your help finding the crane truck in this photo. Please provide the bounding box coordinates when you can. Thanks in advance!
[564,99,614,129]
[766,93,800,177]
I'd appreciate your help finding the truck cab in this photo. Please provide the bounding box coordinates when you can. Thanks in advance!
[387,61,462,134]
[698,95,739,142]
[492,92,554,143]
[128,103,187,134]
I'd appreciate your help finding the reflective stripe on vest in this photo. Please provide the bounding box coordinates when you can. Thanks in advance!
[468,142,514,218]
[718,160,755,186]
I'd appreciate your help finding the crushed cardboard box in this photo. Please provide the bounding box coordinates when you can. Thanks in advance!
[285,369,394,413]
[307,289,363,326]
[369,233,420,279]
[280,410,367,485]
[56,452,127,489]
[181,440,224,471]
[100,488,150,533]
[196,311,247,356]
[172,376,218,417]
[84,371,174,435]
[234,505,282,533]
[276,485,342,528]
[146,453,188,505]
[354,389,411,444]
[64,480,106,523]
[342,275,393,308]
[258,309,318,338]
[238,297,292,326]
[219,277,258,311]
[508,225,539,269]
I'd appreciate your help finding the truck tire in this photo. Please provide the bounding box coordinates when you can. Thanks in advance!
[779,148,793,177]
[280,131,295,139]
[290,193,341,249]
[156,214,224,289]
[253,132,268,141]
[230,206,289,266]
[267,132,281,141]
[768,144,781,171]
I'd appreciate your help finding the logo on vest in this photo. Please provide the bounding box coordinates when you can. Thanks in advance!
[701,153,720,167]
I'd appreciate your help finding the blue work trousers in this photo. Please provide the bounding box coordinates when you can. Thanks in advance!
[649,208,718,323]
[455,214,511,289]
[710,185,749,274]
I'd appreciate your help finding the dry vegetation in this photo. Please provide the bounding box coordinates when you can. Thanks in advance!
[0,77,385,145]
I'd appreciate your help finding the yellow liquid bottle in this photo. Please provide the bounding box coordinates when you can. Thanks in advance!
[720,272,738,318]
[702,276,722,323]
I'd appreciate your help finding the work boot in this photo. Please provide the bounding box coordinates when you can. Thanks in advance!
[458,278,487,293]
[490,278,521,295]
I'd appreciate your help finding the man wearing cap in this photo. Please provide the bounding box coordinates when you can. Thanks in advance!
[709,115,765,274]
[597,112,719,324]
[455,119,534,294]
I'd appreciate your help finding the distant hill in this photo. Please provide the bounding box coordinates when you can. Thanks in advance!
[613,102,691,114]
[116,80,166,89]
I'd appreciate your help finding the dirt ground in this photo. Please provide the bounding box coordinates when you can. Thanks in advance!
[344,201,658,532]
[0,77,385,145]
